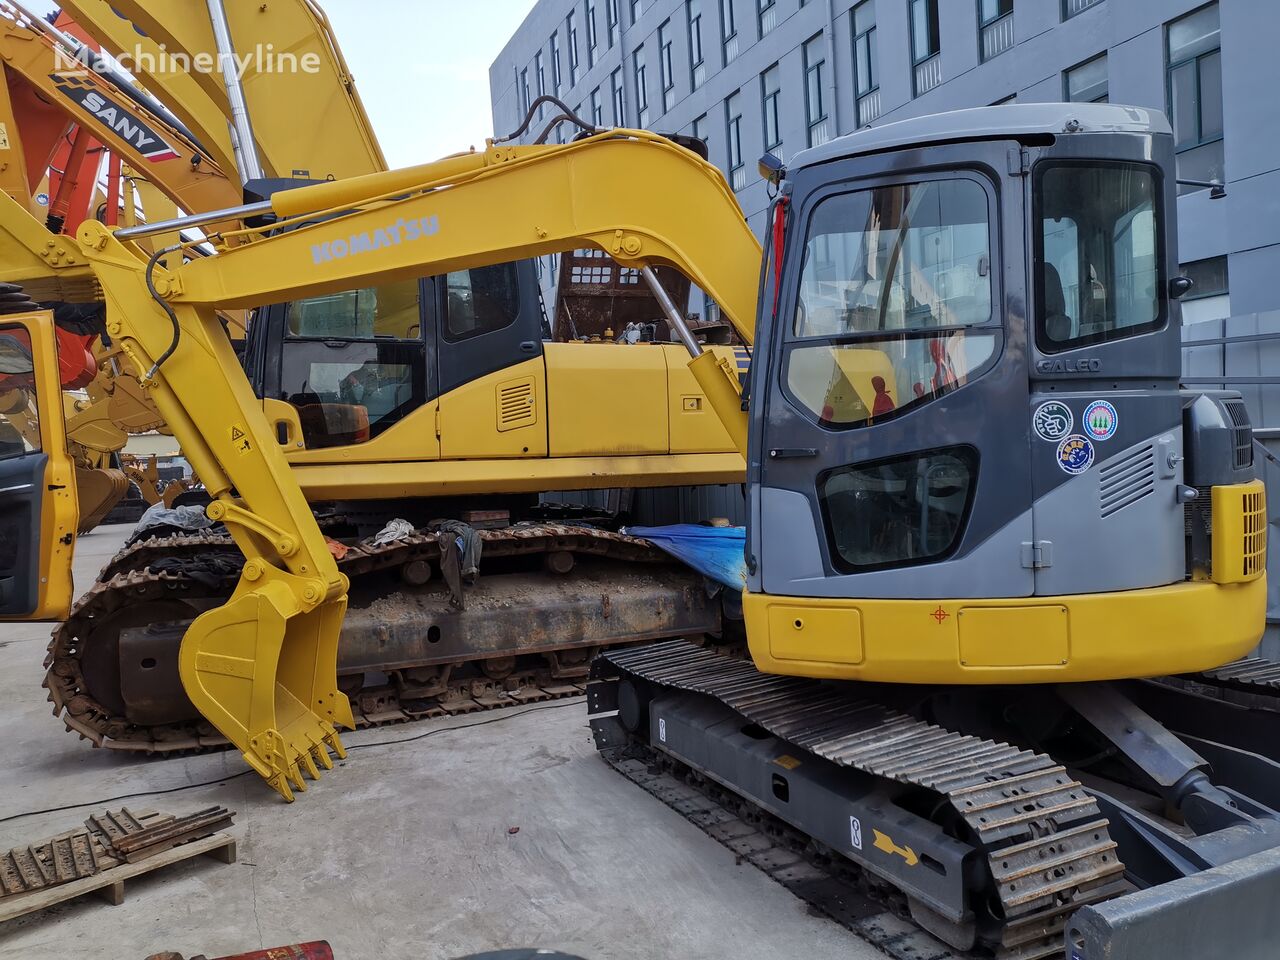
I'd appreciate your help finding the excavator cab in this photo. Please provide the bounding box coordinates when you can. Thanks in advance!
[0,310,78,619]
[743,103,1264,682]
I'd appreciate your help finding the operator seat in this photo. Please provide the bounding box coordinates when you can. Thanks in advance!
[1041,262,1074,343]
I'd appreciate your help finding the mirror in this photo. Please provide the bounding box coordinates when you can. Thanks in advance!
[758,152,785,185]
[1168,276,1195,300]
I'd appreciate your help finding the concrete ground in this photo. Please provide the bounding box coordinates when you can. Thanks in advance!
[0,524,882,960]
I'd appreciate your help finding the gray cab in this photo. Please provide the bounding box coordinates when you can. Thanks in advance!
[748,104,1186,601]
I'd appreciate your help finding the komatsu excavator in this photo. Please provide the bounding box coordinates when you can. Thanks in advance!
[3,102,1278,956]
[24,124,757,766]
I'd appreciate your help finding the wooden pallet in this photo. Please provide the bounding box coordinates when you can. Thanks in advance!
[0,832,236,922]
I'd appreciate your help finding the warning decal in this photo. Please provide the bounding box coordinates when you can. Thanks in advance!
[230,424,252,455]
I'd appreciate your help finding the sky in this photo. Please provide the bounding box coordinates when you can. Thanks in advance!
[29,0,537,168]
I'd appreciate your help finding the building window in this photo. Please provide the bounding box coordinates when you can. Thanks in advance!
[692,111,709,152]
[689,0,706,89]
[758,0,777,36]
[851,1,879,127]
[634,46,650,127]
[1167,3,1223,194]
[631,0,642,23]
[1065,53,1107,103]
[659,20,676,112]
[586,0,599,66]
[1063,0,1102,20]
[761,63,781,152]
[910,0,942,96]
[590,87,603,127]
[534,50,546,108]
[550,32,563,93]
[979,0,1014,62]
[803,32,829,147]
[722,0,739,62]
[607,0,620,47]
[567,13,581,86]
[1180,256,1228,300]
[611,67,626,125]
[519,67,531,116]
[726,91,744,190]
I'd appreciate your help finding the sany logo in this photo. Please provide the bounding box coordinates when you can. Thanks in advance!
[311,216,441,265]
[51,78,179,161]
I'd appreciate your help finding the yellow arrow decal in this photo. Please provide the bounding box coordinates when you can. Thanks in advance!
[872,829,919,867]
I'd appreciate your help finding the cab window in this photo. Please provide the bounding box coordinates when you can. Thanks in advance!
[1035,161,1162,352]
[819,446,978,572]
[280,280,424,448]
[0,326,39,459]
[784,176,998,430]
[794,177,992,338]
[443,265,520,342]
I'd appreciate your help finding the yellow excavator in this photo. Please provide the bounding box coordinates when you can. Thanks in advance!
[39,121,755,761]
[5,94,1279,956]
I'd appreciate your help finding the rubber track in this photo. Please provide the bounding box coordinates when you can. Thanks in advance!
[592,641,1127,960]
[43,523,680,754]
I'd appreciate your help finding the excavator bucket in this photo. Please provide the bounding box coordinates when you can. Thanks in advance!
[178,569,353,802]
[73,465,129,533]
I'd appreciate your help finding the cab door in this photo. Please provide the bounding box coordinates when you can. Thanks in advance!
[0,311,77,619]
[752,142,1034,601]
[436,261,549,459]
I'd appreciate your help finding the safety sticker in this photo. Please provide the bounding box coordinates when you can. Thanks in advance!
[658,717,667,743]
[230,423,252,456]
[1033,400,1073,442]
[774,754,802,770]
[1056,435,1095,475]
[1082,399,1118,441]
[873,829,920,867]
[0,123,10,150]
[849,815,863,851]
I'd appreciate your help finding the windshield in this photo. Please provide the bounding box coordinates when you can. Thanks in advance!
[1036,161,1162,351]
[794,177,992,337]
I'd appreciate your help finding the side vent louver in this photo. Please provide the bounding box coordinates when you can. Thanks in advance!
[1221,398,1254,469]
[496,377,537,432]
[1099,444,1156,518]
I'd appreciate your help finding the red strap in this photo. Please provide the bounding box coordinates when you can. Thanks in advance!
[770,196,788,319]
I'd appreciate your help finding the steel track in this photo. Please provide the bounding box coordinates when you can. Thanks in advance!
[590,641,1128,960]
[44,523,710,754]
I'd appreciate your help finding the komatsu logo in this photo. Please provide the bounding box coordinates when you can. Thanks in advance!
[51,77,179,162]
[311,216,441,265]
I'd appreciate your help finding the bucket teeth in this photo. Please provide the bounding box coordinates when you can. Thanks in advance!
[312,742,334,770]
[300,749,320,781]
[326,731,347,760]
[273,774,295,804]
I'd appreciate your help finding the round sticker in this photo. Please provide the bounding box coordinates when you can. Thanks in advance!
[1056,435,1096,475]
[1033,400,1073,442]
[35,192,48,206]
[1082,400,1118,441]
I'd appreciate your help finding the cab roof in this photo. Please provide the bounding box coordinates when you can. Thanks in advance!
[790,103,1172,171]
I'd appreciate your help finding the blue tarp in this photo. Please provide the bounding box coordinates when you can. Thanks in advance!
[624,524,747,590]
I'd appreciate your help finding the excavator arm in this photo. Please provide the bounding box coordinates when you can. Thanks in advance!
[154,131,758,449]
[44,129,757,799]
[79,226,352,801]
